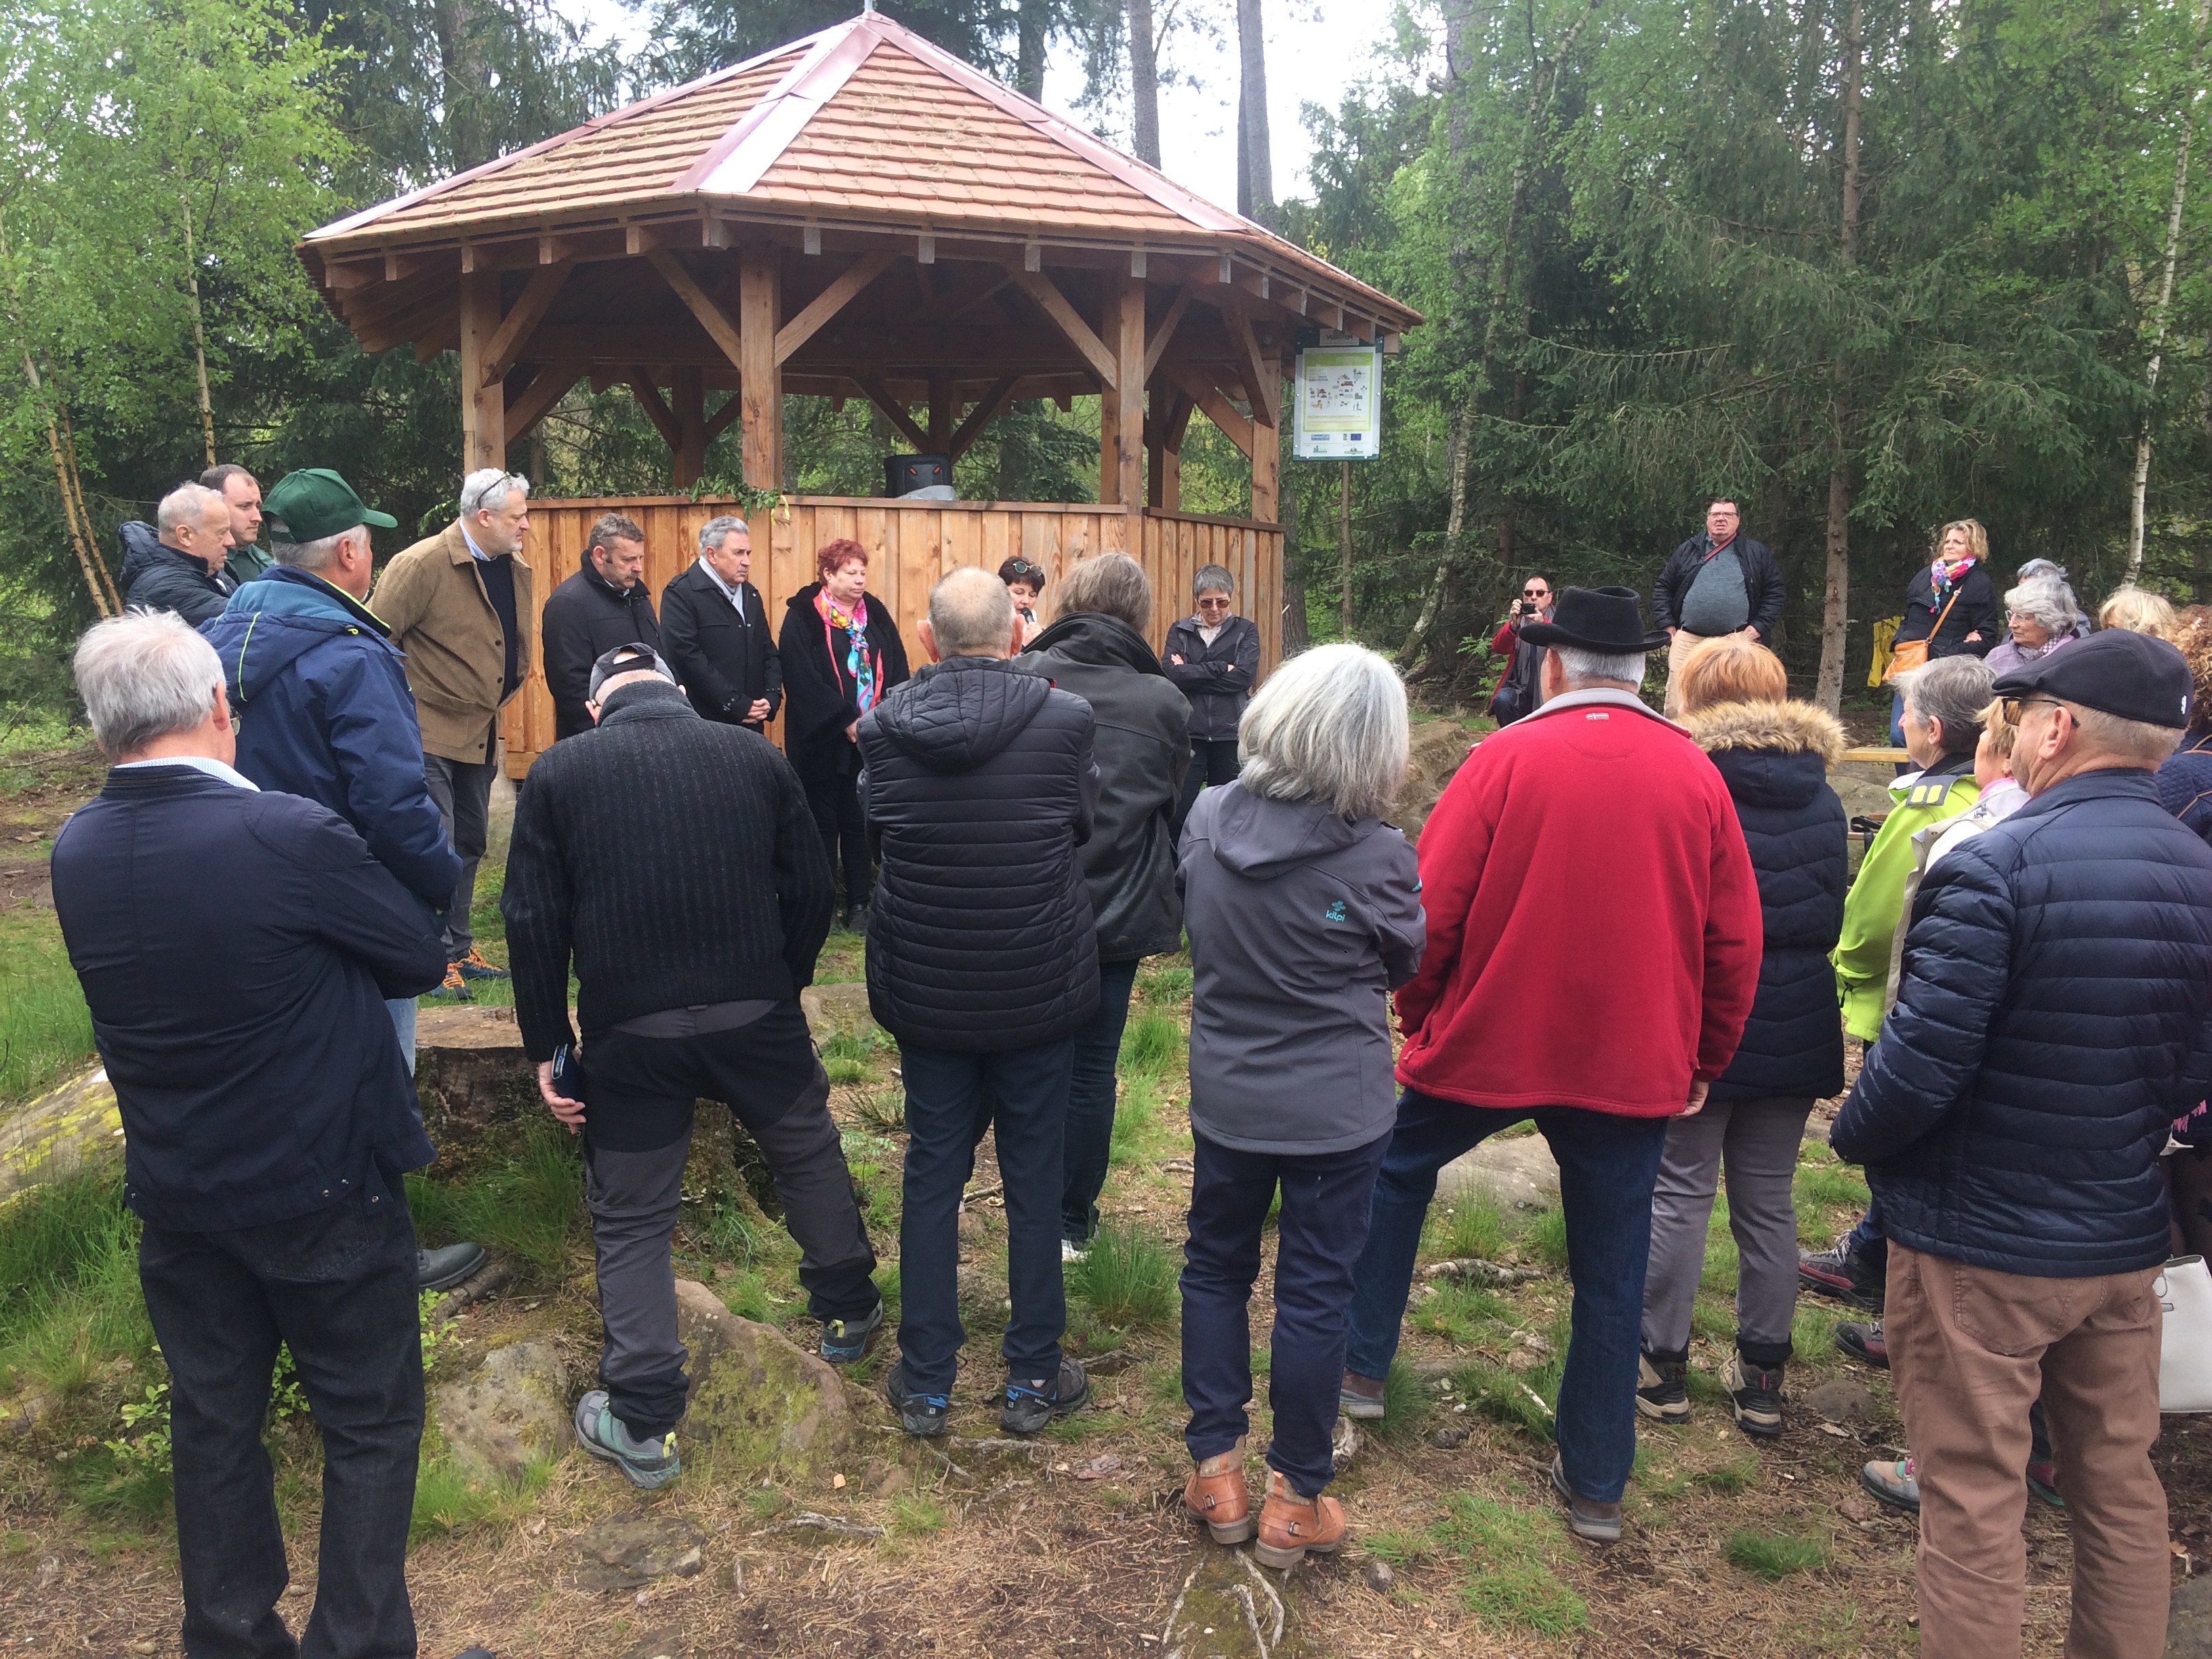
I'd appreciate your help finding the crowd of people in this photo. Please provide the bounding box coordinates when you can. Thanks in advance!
[45,467,2212,1658]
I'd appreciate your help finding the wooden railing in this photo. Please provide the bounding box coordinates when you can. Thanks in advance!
[497,495,1282,774]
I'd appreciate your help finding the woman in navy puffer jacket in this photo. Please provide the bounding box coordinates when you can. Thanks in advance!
[1639,636,1846,1441]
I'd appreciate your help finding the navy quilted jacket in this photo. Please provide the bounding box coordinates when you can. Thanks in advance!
[1683,699,1848,1103]
[1832,769,2212,1276]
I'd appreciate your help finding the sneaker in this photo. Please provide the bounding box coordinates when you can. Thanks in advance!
[1002,1357,1088,1433]
[885,1365,949,1437]
[574,1390,680,1488]
[1550,1452,1622,1543]
[819,1301,882,1365]
[1721,1355,1784,1439]
[418,1241,487,1292]
[1338,1370,1387,1421]
[1798,1242,1884,1310]
[1061,1238,1088,1265]
[1253,1469,1345,1569]
[438,961,472,999]
[1835,1318,1889,1369]
[454,946,510,982]
[1183,1444,1253,1545]
[2026,1460,2064,1509]
[1862,1455,1919,1513]
[1636,1350,1689,1423]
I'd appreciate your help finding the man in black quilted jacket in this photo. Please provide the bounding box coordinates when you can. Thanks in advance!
[1833,628,2212,1659]
[859,567,1101,1440]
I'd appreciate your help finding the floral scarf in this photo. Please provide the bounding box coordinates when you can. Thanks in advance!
[816,588,879,716]
[1931,554,1978,598]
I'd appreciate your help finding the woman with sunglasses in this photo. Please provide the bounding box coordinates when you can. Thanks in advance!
[1165,565,1261,820]
[998,557,1047,635]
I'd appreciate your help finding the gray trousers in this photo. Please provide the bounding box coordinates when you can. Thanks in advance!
[422,748,497,958]
[1639,1094,1814,1364]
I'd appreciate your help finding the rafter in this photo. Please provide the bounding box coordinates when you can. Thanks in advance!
[1167,365,1253,459]
[506,360,586,437]
[478,261,572,387]
[624,371,682,449]
[775,251,892,365]
[948,375,1019,461]
[1005,266,1118,389]
[855,377,930,451]
[644,249,745,369]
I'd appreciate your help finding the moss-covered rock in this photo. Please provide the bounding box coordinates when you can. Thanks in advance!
[432,1338,569,1484]
[673,1278,861,1478]
[0,1062,119,1205]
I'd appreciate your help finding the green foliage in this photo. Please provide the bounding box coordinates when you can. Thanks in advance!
[1725,1528,1829,1580]
[1386,1493,1590,1637]
[1118,1010,1184,1080]
[0,905,95,1104]
[1425,1193,1509,1263]
[1524,1205,1570,1271]
[821,1027,879,1087]
[1067,1223,1176,1328]
[888,1490,948,1538]
[410,1452,552,1544]
[407,1125,582,1275]
[0,1170,150,1395]
[1107,1076,1164,1167]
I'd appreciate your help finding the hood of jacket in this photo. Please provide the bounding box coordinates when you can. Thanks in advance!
[872,655,1052,774]
[1207,785,1378,880]
[205,567,394,708]
[1023,611,1167,676]
[1684,698,1844,814]
[119,520,216,588]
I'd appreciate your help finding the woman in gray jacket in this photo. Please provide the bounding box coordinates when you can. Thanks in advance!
[1175,643,1425,1568]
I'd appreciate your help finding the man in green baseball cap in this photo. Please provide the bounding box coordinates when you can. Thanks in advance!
[201,470,485,1294]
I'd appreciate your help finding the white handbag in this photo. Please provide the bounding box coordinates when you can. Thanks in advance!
[2158,1254,2212,1414]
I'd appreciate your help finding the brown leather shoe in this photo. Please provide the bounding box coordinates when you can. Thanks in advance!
[1183,1443,1252,1544]
[1338,1370,1387,1420]
[1551,1452,1622,1543]
[1253,1469,1346,1568]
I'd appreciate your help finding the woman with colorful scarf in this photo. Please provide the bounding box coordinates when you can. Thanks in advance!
[779,537,911,929]
[1887,519,1998,747]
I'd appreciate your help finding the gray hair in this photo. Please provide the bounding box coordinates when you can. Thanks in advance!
[928,566,1017,655]
[2017,558,2068,583]
[699,514,749,552]
[270,527,361,573]
[1193,563,1235,598]
[155,483,224,539]
[1901,653,1996,754]
[459,468,530,518]
[2002,575,2081,636]
[1239,643,1408,821]
[2068,703,2184,767]
[75,611,224,758]
[1553,646,1646,687]
[1057,552,1152,636]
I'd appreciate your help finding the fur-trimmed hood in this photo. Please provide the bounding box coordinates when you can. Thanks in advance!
[1681,699,1845,765]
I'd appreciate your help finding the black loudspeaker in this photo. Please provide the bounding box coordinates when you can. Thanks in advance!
[885,454,952,497]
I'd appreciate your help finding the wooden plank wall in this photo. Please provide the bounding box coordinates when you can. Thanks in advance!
[499,497,1282,773]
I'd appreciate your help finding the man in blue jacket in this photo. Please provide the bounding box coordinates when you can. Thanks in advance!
[51,612,456,1659]
[1833,628,2212,1659]
[201,468,482,1291]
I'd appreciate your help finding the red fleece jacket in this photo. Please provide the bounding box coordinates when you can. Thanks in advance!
[1397,690,1762,1115]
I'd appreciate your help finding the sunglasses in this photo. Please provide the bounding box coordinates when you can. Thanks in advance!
[1522,588,1549,598]
[2000,696,2063,724]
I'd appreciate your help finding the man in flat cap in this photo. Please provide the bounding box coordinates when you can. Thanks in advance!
[1833,627,2212,1659]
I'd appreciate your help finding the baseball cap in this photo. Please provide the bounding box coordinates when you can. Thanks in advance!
[1991,628,2192,729]
[588,642,677,703]
[263,468,398,542]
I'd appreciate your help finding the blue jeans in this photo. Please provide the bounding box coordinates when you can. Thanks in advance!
[1062,959,1140,1244]
[896,1038,1076,1394]
[1345,1089,1670,1503]
[384,997,417,1078]
[1183,1128,1389,1497]
[1847,1195,1886,1273]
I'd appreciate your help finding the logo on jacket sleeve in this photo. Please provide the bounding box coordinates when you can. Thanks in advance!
[1906,775,1959,808]
[1323,899,1347,923]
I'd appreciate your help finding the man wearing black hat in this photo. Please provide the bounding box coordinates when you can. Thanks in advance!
[1834,628,2212,1659]
[501,643,882,1490]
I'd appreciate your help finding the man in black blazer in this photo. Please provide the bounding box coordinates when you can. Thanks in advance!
[661,514,781,732]
[540,510,662,741]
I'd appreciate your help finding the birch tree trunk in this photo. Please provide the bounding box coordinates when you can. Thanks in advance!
[183,198,218,472]
[1127,0,1161,167]
[1814,0,1863,714]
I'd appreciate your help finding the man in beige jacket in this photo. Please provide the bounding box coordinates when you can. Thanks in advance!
[374,468,535,992]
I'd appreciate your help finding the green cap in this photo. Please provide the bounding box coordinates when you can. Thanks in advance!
[263,468,398,543]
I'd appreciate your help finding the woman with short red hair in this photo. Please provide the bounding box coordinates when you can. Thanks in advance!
[779,538,911,928]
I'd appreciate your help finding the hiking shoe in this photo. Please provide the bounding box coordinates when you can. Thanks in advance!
[1551,1452,1622,1543]
[417,1242,486,1292]
[1862,1456,1919,1513]
[1061,1238,1088,1264]
[1799,1242,1884,1310]
[1253,1469,1345,1568]
[437,962,472,999]
[1835,1318,1889,1369]
[2026,1460,2064,1509]
[1184,1444,1253,1545]
[1721,1355,1784,1439]
[1338,1370,1387,1421]
[844,902,872,935]
[1636,1350,1689,1423]
[574,1390,680,1489]
[819,1301,883,1365]
[1002,1357,1088,1434]
[885,1366,949,1437]
[454,946,509,982]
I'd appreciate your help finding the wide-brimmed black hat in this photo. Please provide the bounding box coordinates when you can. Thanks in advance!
[1519,586,1670,653]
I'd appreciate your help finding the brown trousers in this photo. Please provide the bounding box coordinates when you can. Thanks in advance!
[1887,1243,2168,1659]
[1662,629,1714,717]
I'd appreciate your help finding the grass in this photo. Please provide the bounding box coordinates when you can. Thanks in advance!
[1725,1528,1829,1580]
[1117,1010,1184,1079]
[820,1027,879,1086]
[1524,1204,1570,1270]
[1424,1191,1509,1262]
[854,1088,906,1132]
[0,1170,152,1396]
[888,1490,947,1538]
[407,1122,583,1275]
[1067,1223,1177,1328]
[1374,1493,1589,1637]
[1136,962,1193,1004]
[0,907,97,1104]
[1108,1076,1167,1166]
[1410,1282,1511,1347]
[409,1450,554,1544]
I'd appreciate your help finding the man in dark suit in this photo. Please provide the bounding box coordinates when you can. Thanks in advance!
[539,511,661,741]
[661,514,781,732]
[50,611,458,1659]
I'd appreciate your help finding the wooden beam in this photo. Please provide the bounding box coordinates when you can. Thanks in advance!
[505,361,585,438]
[739,247,781,488]
[927,372,955,453]
[325,260,379,291]
[645,249,745,371]
[478,262,572,388]
[1249,341,1280,522]
[1006,266,1118,389]
[1225,301,1279,429]
[459,270,506,470]
[856,377,930,451]
[1101,272,1145,507]
[948,375,1019,462]
[1168,365,1253,459]
[625,371,682,451]
[704,393,744,445]
[774,251,892,365]
[672,365,706,489]
[383,251,438,283]
[1143,286,1193,386]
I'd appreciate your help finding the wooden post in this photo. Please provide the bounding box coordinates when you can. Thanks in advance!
[672,365,706,488]
[1101,273,1146,507]
[459,271,507,472]
[1248,340,1280,523]
[739,247,781,489]
[927,372,955,453]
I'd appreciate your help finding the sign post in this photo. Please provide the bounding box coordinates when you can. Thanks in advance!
[1292,330,1382,461]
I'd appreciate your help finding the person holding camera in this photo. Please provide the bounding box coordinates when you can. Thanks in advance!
[1485,577,1555,726]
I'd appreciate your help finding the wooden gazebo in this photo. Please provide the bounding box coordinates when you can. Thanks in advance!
[299,9,1420,773]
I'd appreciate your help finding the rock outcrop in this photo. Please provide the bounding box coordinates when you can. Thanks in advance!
[672,1278,860,1478]
[433,1338,569,1484]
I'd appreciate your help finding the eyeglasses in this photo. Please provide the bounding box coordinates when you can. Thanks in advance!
[2000,697,2063,724]
[1522,588,1549,598]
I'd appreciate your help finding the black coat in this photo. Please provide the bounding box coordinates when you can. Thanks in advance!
[858,655,1100,1051]
[539,567,661,740]
[1834,769,2212,1277]
[1017,611,1191,962]
[49,764,446,1231]
[779,581,912,774]
[1652,533,1784,641]
[1681,699,1848,1103]
[501,680,835,1062]
[119,520,236,626]
[660,561,782,731]
[1163,613,1260,741]
[1893,562,1999,659]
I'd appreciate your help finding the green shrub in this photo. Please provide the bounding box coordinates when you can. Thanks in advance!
[1725,1528,1828,1580]
[1068,1223,1177,1328]
[888,1490,947,1537]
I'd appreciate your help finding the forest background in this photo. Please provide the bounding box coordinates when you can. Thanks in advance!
[5,0,2212,720]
